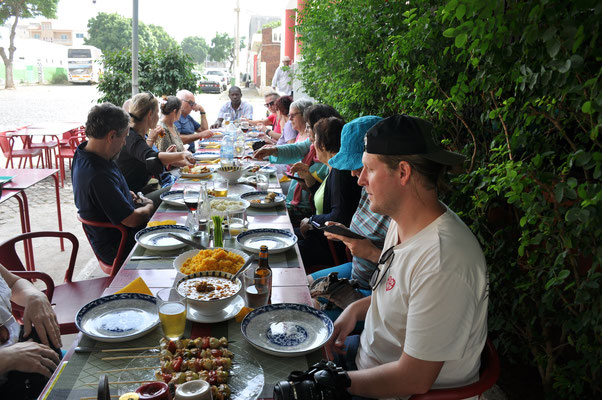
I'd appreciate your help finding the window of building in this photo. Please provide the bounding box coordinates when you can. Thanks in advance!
[34,34,40,39]
[61,34,68,40]
[76,33,84,39]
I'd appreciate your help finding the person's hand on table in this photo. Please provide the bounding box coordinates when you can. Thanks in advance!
[198,129,214,140]
[253,145,277,160]
[22,291,61,348]
[170,151,195,167]
[0,341,60,378]
[299,217,313,238]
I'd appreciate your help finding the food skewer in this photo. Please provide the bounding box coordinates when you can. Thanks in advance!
[101,354,160,361]
[75,345,158,353]
[99,366,157,374]
[83,380,154,386]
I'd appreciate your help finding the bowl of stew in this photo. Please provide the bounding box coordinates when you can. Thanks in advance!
[176,270,242,316]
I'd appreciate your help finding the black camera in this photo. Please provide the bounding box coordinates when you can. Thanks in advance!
[273,360,351,400]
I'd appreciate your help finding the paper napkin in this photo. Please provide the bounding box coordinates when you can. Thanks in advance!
[114,277,153,296]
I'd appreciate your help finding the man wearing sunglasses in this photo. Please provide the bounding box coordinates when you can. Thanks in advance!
[175,90,211,152]
[249,92,281,135]
[324,115,488,399]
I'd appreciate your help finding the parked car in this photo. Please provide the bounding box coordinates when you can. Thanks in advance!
[198,75,222,94]
[205,69,229,91]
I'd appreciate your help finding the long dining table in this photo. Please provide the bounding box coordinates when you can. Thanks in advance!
[39,137,319,400]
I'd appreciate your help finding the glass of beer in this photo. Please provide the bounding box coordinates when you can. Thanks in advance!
[256,171,269,191]
[156,288,186,340]
[227,210,248,238]
[213,178,229,197]
[242,267,271,308]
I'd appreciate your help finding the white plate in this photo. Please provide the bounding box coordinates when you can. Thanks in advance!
[209,196,251,215]
[193,152,220,161]
[241,303,333,357]
[118,346,264,399]
[237,229,297,254]
[240,191,286,208]
[75,294,159,343]
[160,190,186,207]
[135,225,190,251]
[180,168,213,179]
[243,164,276,176]
[173,248,250,272]
[187,295,244,323]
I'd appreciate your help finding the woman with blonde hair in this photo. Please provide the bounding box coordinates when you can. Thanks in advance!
[116,92,194,206]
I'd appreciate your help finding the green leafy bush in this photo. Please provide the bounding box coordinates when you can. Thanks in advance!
[97,46,197,106]
[50,70,67,84]
[297,0,601,398]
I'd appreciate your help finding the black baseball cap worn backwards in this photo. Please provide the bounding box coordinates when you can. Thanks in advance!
[364,114,466,166]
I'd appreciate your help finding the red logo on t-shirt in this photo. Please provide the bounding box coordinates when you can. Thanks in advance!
[386,276,396,291]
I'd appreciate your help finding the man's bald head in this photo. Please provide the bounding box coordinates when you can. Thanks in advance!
[177,90,195,117]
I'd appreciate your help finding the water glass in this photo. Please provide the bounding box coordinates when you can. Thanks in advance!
[242,267,271,308]
[256,172,269,191]
[156,288,186,340]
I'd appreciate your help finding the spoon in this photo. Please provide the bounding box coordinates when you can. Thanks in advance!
[231,254,257,282]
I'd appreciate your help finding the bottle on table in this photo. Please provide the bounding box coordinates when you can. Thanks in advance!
[255,245,271,287]
[244,245,272,308]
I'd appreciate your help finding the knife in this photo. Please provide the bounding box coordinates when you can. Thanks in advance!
[130,256,177,261]
[168,233,207,250]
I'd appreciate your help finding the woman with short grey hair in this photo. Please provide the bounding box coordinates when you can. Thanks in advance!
[278,98,313,145]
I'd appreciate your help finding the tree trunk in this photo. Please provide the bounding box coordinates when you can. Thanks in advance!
[0,15,19,89]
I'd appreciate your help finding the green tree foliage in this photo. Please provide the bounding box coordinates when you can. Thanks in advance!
[97,47,197,107]
[181,36,209,64]
[0,0,58,88]
[85,12,177,54]
[298,0,601,398]
[208,32,245,70]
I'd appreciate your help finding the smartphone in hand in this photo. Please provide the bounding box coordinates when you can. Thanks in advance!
[284,172,305,182]
[310,220,366,240]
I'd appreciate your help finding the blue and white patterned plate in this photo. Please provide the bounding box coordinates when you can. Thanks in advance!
[241,303,333,357]
[240,191,286,209]
[160,190,186,207]
[236,228,297,254]
[193,151,220,161]
[135,225,190,251]
[75,293,160,343]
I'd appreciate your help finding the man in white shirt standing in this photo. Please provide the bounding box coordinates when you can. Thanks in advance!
[324,115,489,400]
[272,55,293,95]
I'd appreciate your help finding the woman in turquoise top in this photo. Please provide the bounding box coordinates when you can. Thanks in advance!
[253,104,344,226]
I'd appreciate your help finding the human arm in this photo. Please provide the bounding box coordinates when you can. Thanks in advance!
[347,354,444,397]
[311,169,361,227]
[179,130,214,144]
[253,145,278,160]
[290,162,317,188]
[193,104,209,131]
[127,131,164,176]
[324,296,371,359]
[157,151,195,167]
[323,224,382,263]
[145,125,164,148]
[0,341,60,377]
[0,266,61,348]
[121,197,154,228]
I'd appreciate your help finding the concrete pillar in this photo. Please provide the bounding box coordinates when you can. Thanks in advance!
[284,9,296,62]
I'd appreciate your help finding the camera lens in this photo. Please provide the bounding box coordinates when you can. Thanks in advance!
[273,381,294,400]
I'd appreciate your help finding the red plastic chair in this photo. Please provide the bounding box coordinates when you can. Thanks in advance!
[29,127,59,169]
[77,214,129,277]
[56,134,86,187]
[0,130,43,168]
[409,338,500,400]
[0,231,113,335]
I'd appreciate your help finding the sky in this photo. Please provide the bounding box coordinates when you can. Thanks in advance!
[48,0,288,43]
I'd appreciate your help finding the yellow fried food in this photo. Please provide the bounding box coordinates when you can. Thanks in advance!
[147,220,177,227]
[180,248,245,275]
[235,306,253,323]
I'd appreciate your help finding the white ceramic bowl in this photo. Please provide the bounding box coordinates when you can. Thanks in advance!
[216,166,244,182]
[176,270,242,316]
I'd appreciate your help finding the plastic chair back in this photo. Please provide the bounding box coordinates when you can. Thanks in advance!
[77,214,129,277]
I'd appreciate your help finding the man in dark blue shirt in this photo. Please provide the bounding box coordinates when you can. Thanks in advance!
[175,89,211,152]
[72,103,154,266]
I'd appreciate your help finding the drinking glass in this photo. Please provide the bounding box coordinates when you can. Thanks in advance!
[183,186,200,230]
[256,172,269,191]
[242,267,271,308]
[223,113,231,127]
[213,178,229,197]
[156,288,186,340]
[240,121,250,133]
[227,210,248,238]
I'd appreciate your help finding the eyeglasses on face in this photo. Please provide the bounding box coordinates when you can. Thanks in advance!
[305,123,311,131]
[264,101,275,108]
[289,112,301,119]
[369,245,395,290]
[186,100,195,106]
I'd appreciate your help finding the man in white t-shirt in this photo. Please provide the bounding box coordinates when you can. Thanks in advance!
[324,115,488,400]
